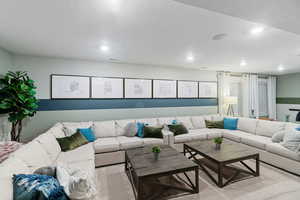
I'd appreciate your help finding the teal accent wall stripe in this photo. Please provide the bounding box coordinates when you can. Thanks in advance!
[277,98,300,104]
[37,98,218,111]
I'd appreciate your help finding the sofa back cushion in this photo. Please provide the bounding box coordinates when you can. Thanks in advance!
[176,116,193,130]
[49,123,66,138]
[93,121,116,138]
[35,132,61,162]
[237,117,258,134]
[62,122,93,136]
[256,120,285,137]
[157,117,175,126]
[138,118,158,126]
[12,141,52,171]
[115,119,136,136]
[191,116,206,129]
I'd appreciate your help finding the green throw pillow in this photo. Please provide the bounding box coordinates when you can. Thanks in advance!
[143,126,163,138]
[56,132,88,152]
[205,120,224,129]
[168,124,188,136]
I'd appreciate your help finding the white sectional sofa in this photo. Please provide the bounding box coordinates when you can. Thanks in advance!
[1,114,300,199]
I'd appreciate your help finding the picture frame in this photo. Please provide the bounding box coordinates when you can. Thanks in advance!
[153,79,177,98]
[91,77,124,99]
[198,82,218,98]
[177,80,198,98]
[124,78,152,98]
[51,75,90,99]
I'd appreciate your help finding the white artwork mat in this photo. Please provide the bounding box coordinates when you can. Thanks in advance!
[92,77,123,98]
[125,79,152,98]
[51,75,90,98]
[198,82,217,98]
[153,80,177,98]
[178,81,198,98]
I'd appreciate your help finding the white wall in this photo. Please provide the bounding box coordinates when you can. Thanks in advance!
[12,55,218,141]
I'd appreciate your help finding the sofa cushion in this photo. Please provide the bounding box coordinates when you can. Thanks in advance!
[56,143,94,164]
[157,117,175,126]
[13,141,52,171]
[206,128,223,139]
[35,132,61,162]
[222,130,249,143]
[241,134,272,150]
[0,157,31,200]
[284,122,299,131]
[62,122,93,136]
[117,136,144,150]
[94,138,120,153]
[191,116,206,129]
[115,119,136,136]
[143,138,164,145]
[272,130,286,143]
[266,142,300,161]
[176,116,193,130]
[256,120,285,137]
[175,134,193,143]
[282,130,300,152]
[237,117,258,134]
[187,129,208,140]
[138,118,158,126]
[93,121,116,138]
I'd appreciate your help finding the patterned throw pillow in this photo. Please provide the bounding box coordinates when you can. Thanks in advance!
[143,126,163,138]
[56,132,88,152]
[205,120,224,129]
[123,122,138,137]
[13,174,69,200]
[0,142,22,163]
[167,124,188,136]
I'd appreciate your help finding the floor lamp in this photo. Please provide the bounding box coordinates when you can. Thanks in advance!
[224,96,237,116]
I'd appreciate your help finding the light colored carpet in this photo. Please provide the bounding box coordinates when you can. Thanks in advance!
[95,162,300,200]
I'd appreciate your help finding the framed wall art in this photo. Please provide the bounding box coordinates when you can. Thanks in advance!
[51,75,90,99]
[153,79,177,98]
[91,77,123,99]
[198,82,218,98]
[177,80,198,98]
[124,78,152,98]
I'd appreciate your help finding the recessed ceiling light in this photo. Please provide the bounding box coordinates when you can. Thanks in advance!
[212,33,228,41]
[250,26,264,35]
[100,45,109,52]
[278,65,285,71]
[240,60,247,66]
[186,55,194,62]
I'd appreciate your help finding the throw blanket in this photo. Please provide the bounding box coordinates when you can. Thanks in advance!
[13,174,69,200]
[0,141,22,163]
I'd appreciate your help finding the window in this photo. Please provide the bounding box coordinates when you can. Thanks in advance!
[258,78,268,117]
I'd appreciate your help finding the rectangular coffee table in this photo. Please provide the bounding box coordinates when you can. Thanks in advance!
[184,139,260,188]
[125,145,199,200]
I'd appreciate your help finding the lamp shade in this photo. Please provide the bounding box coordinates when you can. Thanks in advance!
[224,96,237,105]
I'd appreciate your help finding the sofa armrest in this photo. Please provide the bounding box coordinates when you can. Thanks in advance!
[162,129,174,146]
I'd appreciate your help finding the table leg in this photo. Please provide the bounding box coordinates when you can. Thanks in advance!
[256,154,260,176]
[218,163,223,187]
[195,167,199,193]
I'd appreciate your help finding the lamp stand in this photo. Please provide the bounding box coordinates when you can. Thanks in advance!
[227,104,235,116]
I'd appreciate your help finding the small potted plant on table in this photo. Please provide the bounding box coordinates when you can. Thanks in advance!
[213,137,223,150]
[152,146,161,161]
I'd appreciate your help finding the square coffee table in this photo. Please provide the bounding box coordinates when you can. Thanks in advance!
[125,145,199,200]
[184,139,260,188]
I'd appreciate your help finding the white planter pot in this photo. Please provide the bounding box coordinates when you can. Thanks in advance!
[0,114,11,141]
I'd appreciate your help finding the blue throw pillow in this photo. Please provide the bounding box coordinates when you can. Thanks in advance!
[223,118,238,130]
[77,127,96,142]
[13,174,69,200]
[171,120,178,125]
[295,126,300,131]
[136,122,145,138]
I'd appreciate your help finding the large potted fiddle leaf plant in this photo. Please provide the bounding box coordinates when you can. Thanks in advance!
[0,71,38,142]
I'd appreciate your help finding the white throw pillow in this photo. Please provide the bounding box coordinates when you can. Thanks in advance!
[191,116,206,129]
[93,121,116,138]
[176,116,193,130]
[56,164,97,200]
[271,130,286,143]
[115,119,136,136]
[282,130,300,152]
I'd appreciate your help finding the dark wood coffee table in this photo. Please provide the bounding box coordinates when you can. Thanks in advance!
[125,145,199,200]
[184,139,260,188]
